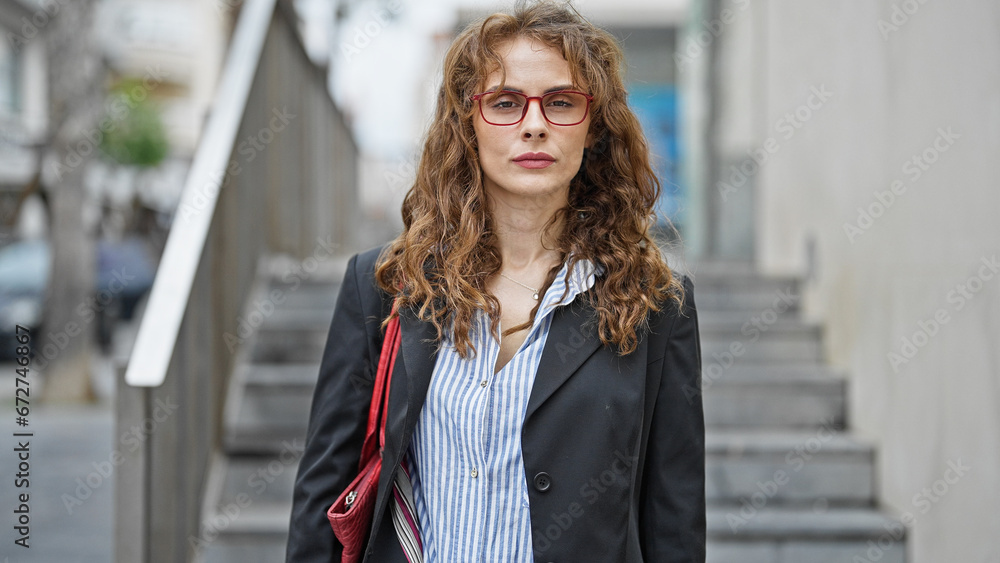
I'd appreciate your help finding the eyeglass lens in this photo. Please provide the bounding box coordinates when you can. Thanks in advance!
[479,91,589,125]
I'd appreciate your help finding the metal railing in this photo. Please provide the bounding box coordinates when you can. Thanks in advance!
[115,0,357,560]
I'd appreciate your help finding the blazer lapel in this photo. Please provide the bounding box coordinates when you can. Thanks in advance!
[394,307,439,461]
[368,306,439,556]
[524,296,603,421]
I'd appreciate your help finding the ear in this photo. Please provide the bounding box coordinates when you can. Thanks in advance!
[585,128,595,149]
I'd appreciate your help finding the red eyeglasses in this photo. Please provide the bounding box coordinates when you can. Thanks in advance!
[471,90,594,126]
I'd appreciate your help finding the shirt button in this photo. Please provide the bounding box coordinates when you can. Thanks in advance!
[471,467,479,478]
[480,380,487,387]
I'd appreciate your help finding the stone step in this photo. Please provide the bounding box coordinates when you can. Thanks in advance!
[697,316,819,336]
[226,366,847,454]
[249,315,825,365]
[706,430,874,507]
[692,278,802,314]
[699,319,823,363]
[215,455,300,514]
[198,456,897,562]
[251,324,328,363]
[251,281,336,332]
[688,260,767,277]
[690,268,798,286]
[195,510,908,562]
[263,280,339,311]
[691,262,798,286]
[278,270,801,315]
[259,306,335,331]
[702,365,846,429]
[224,364,317,455]
[224,385,312,454]
[194,454,295,563]
[228,362,846,454]
[249,277,819,362]
[224,430,876,514]
[706,507,906,563]
[195,537,287,563]
[244,362,319,387]
[258,253,349,286]
[697,310,803,327]
[251,331,825,365]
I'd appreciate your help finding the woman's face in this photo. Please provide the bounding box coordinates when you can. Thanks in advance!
[473,36,593,209]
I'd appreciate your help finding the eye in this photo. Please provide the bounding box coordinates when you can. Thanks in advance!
[544,92,585,110]
[486,92,524,112]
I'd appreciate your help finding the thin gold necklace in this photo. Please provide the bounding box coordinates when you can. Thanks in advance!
[499,272,540,300]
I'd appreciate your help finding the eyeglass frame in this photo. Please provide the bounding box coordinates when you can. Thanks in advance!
[471,89,595,126]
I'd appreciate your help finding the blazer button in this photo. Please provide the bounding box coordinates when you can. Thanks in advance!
[533,472,551,492]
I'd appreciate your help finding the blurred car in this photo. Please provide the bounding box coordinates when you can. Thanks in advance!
[0,237,157,359]
[0,240,49,359]
[95,237,157,322]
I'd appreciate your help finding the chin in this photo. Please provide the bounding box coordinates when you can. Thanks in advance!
[517,182,571,200]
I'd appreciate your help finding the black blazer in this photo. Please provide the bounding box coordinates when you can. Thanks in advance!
[286,246,705,563]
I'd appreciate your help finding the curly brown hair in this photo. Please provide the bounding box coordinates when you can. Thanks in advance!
[374,0,684,357]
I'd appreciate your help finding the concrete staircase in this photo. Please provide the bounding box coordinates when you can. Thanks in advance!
[194,258,907,562]
[696,262,906,563]
[193,262,343,563]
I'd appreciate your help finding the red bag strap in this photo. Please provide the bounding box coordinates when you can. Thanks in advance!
[377,316,400,450]
[359,304,401,467]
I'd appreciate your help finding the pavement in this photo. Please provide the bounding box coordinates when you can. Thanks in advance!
[0,400,114,563]
[0,300,192,562]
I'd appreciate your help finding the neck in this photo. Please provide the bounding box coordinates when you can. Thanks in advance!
[488,190,565,272]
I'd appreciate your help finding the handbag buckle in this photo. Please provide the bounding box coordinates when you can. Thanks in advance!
[345,491,357,510]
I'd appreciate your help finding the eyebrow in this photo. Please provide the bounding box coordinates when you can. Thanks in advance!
[485,84,578,94]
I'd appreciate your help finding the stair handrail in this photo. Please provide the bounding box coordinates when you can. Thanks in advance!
[114,0,358,559]
[124,0,276,388]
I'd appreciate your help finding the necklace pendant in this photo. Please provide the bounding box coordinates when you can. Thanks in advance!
[500,272,541,300]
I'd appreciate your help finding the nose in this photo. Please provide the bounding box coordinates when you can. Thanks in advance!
[520,97,548,139]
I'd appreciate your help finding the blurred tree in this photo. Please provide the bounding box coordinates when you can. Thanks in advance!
[99,77,169,168]
[97,76,170,240]
[41,0,103,402]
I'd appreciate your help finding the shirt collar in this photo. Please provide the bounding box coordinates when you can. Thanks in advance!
[450,256,602,345]
[536,255,600,316]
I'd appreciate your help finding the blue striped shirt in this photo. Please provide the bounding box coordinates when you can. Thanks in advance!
[406,258,598,562]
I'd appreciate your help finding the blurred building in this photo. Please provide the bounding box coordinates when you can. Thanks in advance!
[89,0,229,220]
[0,0,49,240]
[95,0,227,155]
[0,0,230,244]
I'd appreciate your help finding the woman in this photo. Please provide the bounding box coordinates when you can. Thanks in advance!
[286,2,705,562]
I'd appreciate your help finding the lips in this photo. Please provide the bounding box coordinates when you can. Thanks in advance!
[513,152,555,169]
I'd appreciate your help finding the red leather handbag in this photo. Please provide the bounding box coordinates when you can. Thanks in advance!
[327,312,402,563]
